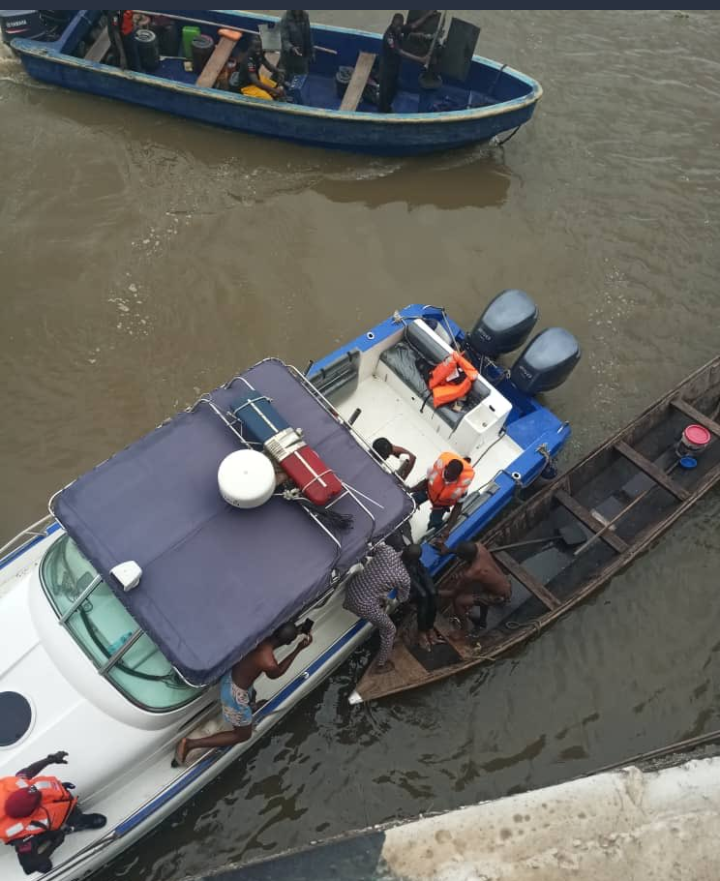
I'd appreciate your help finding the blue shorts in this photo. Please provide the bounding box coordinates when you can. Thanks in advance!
[220,674,256,729]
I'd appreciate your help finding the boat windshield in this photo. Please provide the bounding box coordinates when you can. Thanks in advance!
[41,535,203,712]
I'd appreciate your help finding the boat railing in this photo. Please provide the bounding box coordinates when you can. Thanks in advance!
[0,513,58,564]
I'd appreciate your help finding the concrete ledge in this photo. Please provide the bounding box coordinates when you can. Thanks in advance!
[186,756,720,881]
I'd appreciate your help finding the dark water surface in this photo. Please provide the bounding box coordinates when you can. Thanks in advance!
[2,9,720,880]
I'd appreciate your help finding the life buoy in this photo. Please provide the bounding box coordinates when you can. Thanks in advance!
[428,352,478,408]
[427,452,475,508]
[0,776,76,845]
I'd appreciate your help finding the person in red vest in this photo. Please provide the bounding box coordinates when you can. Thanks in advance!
[1,751,106,875]
[410,452,475,536]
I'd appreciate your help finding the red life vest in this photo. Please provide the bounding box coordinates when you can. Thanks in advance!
[120,11,135,36]
[0,776,76,845]
[428,352,478,408]
[427,452,475,508]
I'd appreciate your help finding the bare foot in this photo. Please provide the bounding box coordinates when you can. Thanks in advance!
[417,633,432,652]
[172,737,189,768]
[449,629,468,641]
[430,629,447,645]
[375,661,395,674]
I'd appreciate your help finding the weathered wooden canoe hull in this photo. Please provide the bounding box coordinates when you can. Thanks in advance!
[11,10,542,155]
[355,355,720,703]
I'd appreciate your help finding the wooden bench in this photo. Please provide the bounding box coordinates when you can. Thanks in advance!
[85,28,111,64]
[339,51,376,112]
[196,29,244,89]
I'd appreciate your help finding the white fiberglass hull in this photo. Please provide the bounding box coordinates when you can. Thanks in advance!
[0,528,373,881]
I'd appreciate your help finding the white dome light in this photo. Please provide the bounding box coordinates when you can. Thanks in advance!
[218,450,276,509]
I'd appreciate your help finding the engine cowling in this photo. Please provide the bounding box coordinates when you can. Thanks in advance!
[510,327,581,395]
[466,289,539,359]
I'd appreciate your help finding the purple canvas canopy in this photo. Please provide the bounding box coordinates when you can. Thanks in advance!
[53,360,413,685]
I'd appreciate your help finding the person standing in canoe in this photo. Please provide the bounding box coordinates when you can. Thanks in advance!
[378,11,438,113]
[280,10,315,76]
[437,540,512,636]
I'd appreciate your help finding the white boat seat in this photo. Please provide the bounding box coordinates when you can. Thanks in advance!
[380,320,489,429]
[311,348,361,404]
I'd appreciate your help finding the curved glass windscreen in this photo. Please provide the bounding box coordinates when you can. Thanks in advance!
[41,535,202,712]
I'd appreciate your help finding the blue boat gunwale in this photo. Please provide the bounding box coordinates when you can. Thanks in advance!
[11,8,542,127]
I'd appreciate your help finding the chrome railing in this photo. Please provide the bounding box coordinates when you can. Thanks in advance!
[0,514,58,563]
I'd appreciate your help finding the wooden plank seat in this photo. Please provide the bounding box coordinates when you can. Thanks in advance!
[670,397,720,437]
[554,488,628,554]
[196,29,242,89]
[85,28,111,64]
[494,551,561,610]
[614,440,690,501]
[339,51,376,112]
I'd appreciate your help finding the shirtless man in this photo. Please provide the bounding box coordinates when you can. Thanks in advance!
[372,437,417,481]
[438,541,512,635]
[173,623,311,766]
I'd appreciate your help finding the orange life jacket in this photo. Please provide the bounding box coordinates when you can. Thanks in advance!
[0,776,77,845]
[427,452,475,508]
[427,352,478,408]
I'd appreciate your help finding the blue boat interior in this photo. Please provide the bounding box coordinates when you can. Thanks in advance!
[53,9,535,116]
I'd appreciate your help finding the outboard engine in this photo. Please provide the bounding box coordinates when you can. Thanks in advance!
[510,327,581,395]
[0,10,45,45]
[466,289,539,359]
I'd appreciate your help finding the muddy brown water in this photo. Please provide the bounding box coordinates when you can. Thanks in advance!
[1,9,720,880]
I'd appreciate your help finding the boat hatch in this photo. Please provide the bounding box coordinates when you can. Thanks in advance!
[0,692,33,747]
[50,359,413,686]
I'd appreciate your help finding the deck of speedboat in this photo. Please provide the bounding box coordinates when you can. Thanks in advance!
[334,374,523,542]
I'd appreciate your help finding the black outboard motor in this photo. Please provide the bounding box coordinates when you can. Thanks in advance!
[0,10,45,44]
[510,327,581,396]
[466,289,539,360]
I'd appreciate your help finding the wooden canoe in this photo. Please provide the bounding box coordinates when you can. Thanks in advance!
[352,355,720,704]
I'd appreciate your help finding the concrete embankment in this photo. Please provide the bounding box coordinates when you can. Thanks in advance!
[186,753,720,881]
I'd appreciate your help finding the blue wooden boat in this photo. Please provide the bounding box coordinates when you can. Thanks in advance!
[5,9,543,155]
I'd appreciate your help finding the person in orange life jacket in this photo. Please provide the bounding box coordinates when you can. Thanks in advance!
[1,751,106,876]
[372,437,417,481]
[410,453,475,534]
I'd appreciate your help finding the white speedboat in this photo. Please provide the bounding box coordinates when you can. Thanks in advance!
[0,298,579,880]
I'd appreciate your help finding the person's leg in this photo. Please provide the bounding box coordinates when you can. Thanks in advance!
[468,602,489,629]
[379,70,396,113]
[241,84,274,100]
[428,507,447,531]
[451,591,476,636]
[66,806,107,831]
[362,605,397,669]
[174,725,252,766]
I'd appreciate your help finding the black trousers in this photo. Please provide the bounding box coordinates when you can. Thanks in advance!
[379,67,400,113]
[410,569,437,632]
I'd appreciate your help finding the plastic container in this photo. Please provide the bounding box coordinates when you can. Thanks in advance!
[150,15,178,56]
[676,423,711,458]
[191,34,215,74]
[335,66,353,98]
[181,24,201,60]
[134,28,160,73]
